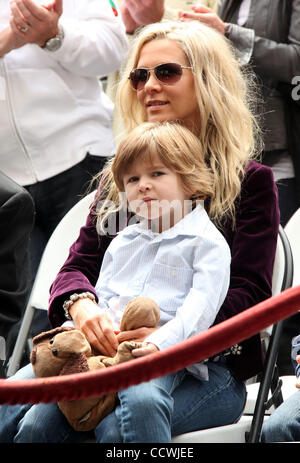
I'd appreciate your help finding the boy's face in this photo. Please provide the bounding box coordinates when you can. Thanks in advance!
[123,152,190,232]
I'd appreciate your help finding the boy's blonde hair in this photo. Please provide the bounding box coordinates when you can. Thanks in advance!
[97,122,213,232]
[112,122,213,196]
[95,21,261,229]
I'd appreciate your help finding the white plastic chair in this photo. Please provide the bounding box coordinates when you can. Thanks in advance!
[252,208,300,422]
[253,208,300,434]
[6,191,97,377]
[249,208,300,417]
[245,210,300,441]
[285,207,300,287]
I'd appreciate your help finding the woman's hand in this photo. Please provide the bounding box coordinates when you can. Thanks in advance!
[69,298,119,357]
[9,0,62,47]
[178,4,226,35]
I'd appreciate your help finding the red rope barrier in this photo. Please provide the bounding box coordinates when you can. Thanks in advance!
[1,285,300,405]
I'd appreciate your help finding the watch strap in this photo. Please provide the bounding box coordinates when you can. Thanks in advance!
[43,24,64,51]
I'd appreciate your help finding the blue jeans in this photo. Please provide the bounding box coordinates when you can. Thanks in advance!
[0,359,246,443]
[261,390,300,442]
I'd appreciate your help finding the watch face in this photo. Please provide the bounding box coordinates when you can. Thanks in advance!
[46,38,62,52]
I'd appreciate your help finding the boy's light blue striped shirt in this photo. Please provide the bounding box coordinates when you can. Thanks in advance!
[95,204,231,380]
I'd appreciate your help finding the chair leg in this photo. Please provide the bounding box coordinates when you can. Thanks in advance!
[246,322,283,443]
[6,306,35,377]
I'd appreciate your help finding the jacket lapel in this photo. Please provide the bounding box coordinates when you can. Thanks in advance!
[219,0,242,21]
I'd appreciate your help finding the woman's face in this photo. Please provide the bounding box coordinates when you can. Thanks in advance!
[135,39,200,130]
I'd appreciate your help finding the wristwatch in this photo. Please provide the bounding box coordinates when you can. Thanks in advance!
[43,25,64,51]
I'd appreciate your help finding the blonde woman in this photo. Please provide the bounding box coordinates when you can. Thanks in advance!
[0,21,279,443]
[106,0,217,140]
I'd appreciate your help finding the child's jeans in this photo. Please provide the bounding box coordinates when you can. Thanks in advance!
[0,359,246,443]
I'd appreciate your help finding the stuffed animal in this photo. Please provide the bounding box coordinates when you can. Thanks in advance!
[30,296,160,431]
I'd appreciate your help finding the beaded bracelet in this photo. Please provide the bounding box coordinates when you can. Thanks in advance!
[63,292,96,320]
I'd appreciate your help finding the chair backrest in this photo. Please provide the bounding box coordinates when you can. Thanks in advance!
[271,232,285,297]
[272,225,294,295]
[261,226,293,340]
[247,225,293,442]
[284,207,300,287]
[29,191,97,310]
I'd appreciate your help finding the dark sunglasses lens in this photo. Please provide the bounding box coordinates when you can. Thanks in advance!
[129,68,149,90]
[155,63,182,84]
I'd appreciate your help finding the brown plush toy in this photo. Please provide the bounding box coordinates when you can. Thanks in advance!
[30,296,160,432]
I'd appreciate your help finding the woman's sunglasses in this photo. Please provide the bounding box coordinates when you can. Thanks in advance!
[128,62,193,91]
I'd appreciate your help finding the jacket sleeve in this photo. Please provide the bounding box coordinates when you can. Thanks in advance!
[225,0,300,82]
[47,0,128,78]
[48,211,113,327]
[0,175,34,336]
[214,163,280,326]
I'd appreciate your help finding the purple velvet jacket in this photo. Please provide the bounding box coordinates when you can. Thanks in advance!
[48,161,280,381]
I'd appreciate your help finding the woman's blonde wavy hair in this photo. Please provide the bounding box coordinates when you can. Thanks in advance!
[95,20,261,230]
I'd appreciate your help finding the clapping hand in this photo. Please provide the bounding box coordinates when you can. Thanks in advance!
[9,0,63,47]
[120,0,165,34]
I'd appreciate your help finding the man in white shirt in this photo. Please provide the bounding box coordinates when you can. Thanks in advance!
[0,0,128,276]
[0,0,128,361]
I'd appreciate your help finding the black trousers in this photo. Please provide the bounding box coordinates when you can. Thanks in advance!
[25,153,108,278]
[4,154,108,371]
[0,172,34,342]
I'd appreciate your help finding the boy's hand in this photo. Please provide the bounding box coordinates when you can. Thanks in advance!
[131,342,159,357]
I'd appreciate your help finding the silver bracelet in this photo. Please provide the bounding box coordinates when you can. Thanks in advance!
[63,292,96,320]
